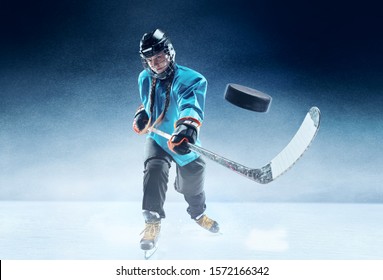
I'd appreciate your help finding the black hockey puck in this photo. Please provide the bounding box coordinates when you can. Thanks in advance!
[224,84,272,112]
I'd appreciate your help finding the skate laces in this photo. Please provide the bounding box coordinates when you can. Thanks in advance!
[140,222,161,240]
[196,215,215,230]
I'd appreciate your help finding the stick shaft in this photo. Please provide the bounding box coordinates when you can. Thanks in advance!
[149,127,260,182]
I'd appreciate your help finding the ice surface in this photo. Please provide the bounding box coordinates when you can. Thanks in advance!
[0,201,382,260]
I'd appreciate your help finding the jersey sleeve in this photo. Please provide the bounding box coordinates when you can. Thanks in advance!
[138,70,151,116]
[176,74,207,124]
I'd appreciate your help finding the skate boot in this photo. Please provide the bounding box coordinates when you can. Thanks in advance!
[140,211,161,250]
[195,214,220,233]
[140,221,161,250]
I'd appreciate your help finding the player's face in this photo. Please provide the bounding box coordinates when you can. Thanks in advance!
[146,51,170,74]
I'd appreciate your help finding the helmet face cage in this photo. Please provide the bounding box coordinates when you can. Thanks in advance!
[140,29,176,80]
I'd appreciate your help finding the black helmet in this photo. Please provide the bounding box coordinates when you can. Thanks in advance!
[139,29,176,79]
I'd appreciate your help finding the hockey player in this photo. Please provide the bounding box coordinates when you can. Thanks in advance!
[133,29,220,251]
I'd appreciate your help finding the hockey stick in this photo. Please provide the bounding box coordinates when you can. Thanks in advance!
[150,107,320,184]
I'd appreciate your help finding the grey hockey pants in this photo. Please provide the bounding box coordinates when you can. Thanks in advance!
[142,137,207,219]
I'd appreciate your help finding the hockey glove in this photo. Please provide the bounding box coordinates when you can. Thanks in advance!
[168,118,200,155]
[133,105,149,134]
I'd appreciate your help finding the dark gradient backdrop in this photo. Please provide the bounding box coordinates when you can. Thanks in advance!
[1,0,382,202]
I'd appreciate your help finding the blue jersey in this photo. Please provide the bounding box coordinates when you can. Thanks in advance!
[138,64,207,166]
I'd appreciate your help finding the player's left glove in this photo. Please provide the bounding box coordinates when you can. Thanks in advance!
[168,117,200,155]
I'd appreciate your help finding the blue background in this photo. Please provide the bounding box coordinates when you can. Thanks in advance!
[1,0,382,202]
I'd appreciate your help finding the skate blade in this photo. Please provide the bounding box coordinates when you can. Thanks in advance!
[144,245,158,260]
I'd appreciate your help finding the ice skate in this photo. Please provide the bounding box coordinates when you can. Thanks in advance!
[195,214,220,233]
[140,210,161,259]
[140,221,161,259]
[140,221,161,250]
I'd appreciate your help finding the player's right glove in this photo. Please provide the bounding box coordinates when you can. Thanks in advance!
[133,105,149,134]
[167,117,200,155]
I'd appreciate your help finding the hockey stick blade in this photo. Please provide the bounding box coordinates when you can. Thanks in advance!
[150,106,320,184]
